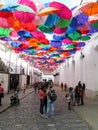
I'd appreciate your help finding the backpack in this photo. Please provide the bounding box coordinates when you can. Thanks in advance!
[48,89,57,102]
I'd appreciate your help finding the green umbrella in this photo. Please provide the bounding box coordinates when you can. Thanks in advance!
[38,24,54,33]
[38,43,50,48]
[57,18,72,28]
[11,4,35,13]
[68,31,82,40]
[92,21,98,28]
[29,49,36,55]
[66,44,75,50]
[0,27,11,37]
[80,36,91,41]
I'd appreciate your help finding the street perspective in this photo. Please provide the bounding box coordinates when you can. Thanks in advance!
[0,0,98,130]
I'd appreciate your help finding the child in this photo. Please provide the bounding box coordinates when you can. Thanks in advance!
[65,93,71,110]
[10,91,19,105]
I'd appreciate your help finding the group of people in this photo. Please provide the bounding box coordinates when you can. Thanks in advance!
[65,81,85,110]
[37,80,57,118]
[61,81,85,110]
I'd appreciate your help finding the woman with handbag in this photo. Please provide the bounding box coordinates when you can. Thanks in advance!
[0,83,4,106]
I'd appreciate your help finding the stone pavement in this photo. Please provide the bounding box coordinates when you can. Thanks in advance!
[55,85,98,130]
[0,87,34,113]
[0,85,98,130]
[0,86,89,130]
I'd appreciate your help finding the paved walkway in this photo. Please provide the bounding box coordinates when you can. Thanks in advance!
[55,85,98,130]
[0,87,33,113]
[0,85,98,130]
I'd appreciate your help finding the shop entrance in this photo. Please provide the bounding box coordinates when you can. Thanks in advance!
[9,74,19,91]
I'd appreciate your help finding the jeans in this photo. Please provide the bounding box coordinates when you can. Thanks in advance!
[46,99,55,116]
[40,99,45,114]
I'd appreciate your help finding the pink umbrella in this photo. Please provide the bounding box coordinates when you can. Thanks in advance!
[31,31,46,40]
[49,2,72,20]
[14,11,35,23]
[53,27,67,34]
[62,38,72,44]
[18,0,37,12]
[0,17,10,28]
[10,30,18,37]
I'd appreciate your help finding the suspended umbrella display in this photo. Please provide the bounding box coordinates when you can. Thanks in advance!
[0,1,97,73]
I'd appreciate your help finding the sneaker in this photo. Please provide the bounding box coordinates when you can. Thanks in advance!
[45,115,48,118]
[40,113,44,117]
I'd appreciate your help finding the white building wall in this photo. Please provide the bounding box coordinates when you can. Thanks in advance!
[55,34,98,99]
[19,75,27,89]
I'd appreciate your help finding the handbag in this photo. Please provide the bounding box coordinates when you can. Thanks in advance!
[1,93,4,98]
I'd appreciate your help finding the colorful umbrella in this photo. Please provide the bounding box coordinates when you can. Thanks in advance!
[92,21,98,28]
[38,24,54,33]
[54,27,67,34]
[50,40,62,48]
[11,4,35,13]
[23,23,37,32]
[45,14,60,27]
[18,0,37,12]
[0,3,3,7]
[37,7,60,16]
[31,31,45,40]
[80,2,98,16]
[57,18,72,28]
[49,1,72,20]
[14,11,35,23]
[0,27,12,37]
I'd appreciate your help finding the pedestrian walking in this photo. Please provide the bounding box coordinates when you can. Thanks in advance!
[45,85,57,118]
[22,84,27,94]
[64,83,67,91]
[61,82,63,91]
[0,83,4,106]
[65,93,71,110]
[73,86,80,106]
[38,86,46,117]
[33,83,38,94]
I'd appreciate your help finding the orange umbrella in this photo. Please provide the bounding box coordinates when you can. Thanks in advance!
[37,7,60,16]
[80,2,98,16]
[0,3,3,7]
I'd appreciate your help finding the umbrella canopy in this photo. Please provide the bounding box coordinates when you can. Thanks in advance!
[37,7,60,16]
[0,1,97,73]
[49,1,72,20]
[14,11,35,23]
[18,0,37,12]
[80,2,98,16]
[11,4,35,13]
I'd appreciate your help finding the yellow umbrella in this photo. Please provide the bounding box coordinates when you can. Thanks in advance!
[37,7,60,16]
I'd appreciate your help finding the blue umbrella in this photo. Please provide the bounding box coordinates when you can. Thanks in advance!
[45,14,60,27]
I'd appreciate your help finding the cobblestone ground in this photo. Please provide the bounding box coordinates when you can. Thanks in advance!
[0,92,90,130]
